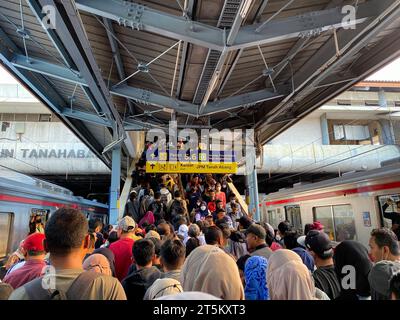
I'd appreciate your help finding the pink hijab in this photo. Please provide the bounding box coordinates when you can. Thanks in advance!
[139,211,155,228]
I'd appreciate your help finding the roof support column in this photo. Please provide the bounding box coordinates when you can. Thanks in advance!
[379,89,396,145]
[109,144,121,225]
[320,113,330,145]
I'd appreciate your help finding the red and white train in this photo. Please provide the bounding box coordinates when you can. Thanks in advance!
[0,167,109,262]
[260,163,400,247]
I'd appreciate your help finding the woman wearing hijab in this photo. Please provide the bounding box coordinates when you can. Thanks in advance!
[92,247,116,277]
[178,224,189,243]
[244,256,269,300]
[181,245,244,300]
[155,292,221,300]
[195,201,210,221]
[333,240,372,300]
[82,254,112,276]
[139,211,155,228]
[144,278,183,300]
[267,249,317,300]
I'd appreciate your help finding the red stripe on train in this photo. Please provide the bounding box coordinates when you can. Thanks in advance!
[0,194,80,209]
[265,181,400,206]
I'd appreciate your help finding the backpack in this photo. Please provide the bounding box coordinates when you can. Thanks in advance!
[24,271,102,300]
[169,199,183,218]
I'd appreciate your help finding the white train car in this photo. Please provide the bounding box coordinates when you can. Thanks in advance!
[0,167,109,262]
[260,163,400,247]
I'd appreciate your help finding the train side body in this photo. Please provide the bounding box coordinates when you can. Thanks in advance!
[0,168,108,259]
[261,164,400,247]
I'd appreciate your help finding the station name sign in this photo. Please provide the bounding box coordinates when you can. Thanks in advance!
[0,148,96,159]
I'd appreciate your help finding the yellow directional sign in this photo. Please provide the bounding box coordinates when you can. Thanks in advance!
[146,161,237,173]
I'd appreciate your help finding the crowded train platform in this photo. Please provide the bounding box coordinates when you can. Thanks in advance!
[1,145,400,302]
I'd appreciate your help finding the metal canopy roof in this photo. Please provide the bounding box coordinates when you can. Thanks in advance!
[1,0,400,168]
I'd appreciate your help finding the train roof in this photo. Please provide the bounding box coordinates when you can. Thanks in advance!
[264,163,400,201]
[0,166,108,208]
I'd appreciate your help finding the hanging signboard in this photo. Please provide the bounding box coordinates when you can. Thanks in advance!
[145,150,238,173]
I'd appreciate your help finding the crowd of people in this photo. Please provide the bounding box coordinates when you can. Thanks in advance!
[1,169,400,301]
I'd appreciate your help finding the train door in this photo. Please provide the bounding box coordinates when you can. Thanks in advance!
[313,204,357,241]
[285,205,302,234]
[266,207,285,229]
[377,194,400,229]
[0,212,13,259]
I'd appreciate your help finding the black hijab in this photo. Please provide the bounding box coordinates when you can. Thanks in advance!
[333,240,372,299]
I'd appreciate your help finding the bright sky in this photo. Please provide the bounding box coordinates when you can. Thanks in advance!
[0,57,399,85]
[366,57,400,81]
[0,65,19,84]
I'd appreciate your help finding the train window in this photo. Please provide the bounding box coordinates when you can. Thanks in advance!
[267,210,278,229]
[313,206,335,240]
[0,212,13,258]
[377,194,400,229]
[87,212,108,226]
[313,205,356,242]
[29,209,49,234]
[285,205,302,234]
[332,205,357,242]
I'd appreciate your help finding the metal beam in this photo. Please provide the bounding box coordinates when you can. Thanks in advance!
[12,53,286,117]
[61,109,113,127]
[26,0,103,115]
[216,0,270,98]
[75,0,377,52]
[75,0,225,51]
[0,28,111,167]
[203,88,287,116]
[175,0,195,99]
[40,0,121,125]
[198,0,248,114]
[257,0,400,128]
[12,53,198,116]
[270,0,345,83]
[102,17,136,115]
[257,0,400,144]
[230,1,376,50]
[12,53,86,85]
[111,85,199,116]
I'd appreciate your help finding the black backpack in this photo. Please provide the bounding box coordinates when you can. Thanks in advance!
[169,199,184,218]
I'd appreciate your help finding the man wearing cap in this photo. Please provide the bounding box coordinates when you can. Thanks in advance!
[3,233,47,289]
[305,230,341,300]
[110,216,140,281]
[245,224,273,260]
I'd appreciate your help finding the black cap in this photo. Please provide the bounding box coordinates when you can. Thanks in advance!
[245,224,266,239]
[236,216,253,229]
[305,230,333,256]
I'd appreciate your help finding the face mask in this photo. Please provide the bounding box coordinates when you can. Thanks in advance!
[200,206,206,211]
[222,184,227,189]
[196,201,201,206]
[231,200,236,204]
[275,235,281,241]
